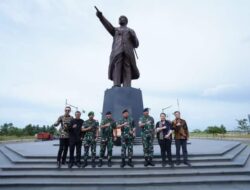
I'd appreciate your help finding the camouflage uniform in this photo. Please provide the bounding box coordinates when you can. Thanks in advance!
[99,118,116,161]
[83,119,99,163]
[139,115,155,160]
[118,117,135,159]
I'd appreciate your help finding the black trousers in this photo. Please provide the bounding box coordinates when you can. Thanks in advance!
[175,139,188,162]
[158,139,172,163]
[57,138,69,162]
[69,139,82,164]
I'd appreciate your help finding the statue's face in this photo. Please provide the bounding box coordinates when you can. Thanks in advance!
[119,16,128,26]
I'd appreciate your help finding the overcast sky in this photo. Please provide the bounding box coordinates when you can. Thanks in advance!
[0,0,249,131]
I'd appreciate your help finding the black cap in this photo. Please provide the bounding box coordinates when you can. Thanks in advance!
[106,111,112,115]
[143,108,149,112]
[122,109,129,114]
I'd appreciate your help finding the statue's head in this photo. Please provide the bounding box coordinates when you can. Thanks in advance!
[119,15,128,26]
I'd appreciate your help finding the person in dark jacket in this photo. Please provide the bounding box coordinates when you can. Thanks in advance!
[68,111,84,168]
[155,113,174,167]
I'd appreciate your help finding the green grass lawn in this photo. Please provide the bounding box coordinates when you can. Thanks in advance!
[190,132,250,139]
[0,135,35,142]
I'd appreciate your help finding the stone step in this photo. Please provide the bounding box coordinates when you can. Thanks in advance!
[1,140,249,189]
[1,160,250,190]
[1,163,250,178]
[0,174,250,187]
[1,146,249,170]
[0,146,25,163]
[0,140,250,190]
[0,149,12,167]
[2,143,246,165]
[6,140,240,159]
[1,147,248,170]
[3,141,242,160]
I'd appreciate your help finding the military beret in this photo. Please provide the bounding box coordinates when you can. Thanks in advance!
[143,108,149,112]
[122,109,129,114]
[88,111,94,116]
[106,111,112,115]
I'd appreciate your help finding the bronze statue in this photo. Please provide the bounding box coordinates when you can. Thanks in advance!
[95,6,140,87]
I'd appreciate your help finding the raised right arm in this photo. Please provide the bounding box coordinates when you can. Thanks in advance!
[96,12,115,36]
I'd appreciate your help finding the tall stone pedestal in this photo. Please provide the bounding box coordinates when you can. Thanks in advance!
[102,87,144,136]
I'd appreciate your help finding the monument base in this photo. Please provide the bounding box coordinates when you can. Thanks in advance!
[102,87,144,136]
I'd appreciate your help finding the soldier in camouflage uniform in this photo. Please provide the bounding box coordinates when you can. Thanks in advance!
[117,109,136,168]
[54,106,74,168]
[139,108,155,166]
[82,111,99,168]
[98,111,117,167]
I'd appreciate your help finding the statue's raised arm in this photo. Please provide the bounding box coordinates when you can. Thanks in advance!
[95,6,115,36]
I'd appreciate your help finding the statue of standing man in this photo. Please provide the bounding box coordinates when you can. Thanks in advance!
[95,7,140,87]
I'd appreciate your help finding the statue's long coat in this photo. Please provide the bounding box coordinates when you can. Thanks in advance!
[98,15,140,80]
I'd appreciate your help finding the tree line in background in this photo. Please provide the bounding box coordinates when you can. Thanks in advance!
[192,118,250,136]
[192,125,227,136]
[0,118,249,137]
[0,123,56,137]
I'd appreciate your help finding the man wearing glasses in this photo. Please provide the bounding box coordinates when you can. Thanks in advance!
[54,106,74,168]
[172,111,191,167]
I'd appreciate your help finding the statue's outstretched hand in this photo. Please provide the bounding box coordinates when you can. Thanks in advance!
[96,11,102,18]
[95,6,102,18]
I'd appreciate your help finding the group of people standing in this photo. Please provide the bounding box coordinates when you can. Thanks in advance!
[54,106,190,168]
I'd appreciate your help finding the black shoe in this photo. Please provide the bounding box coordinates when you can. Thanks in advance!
[98,160,103,167]
[144,158,149,167]
[108,160,112,167]
[68,162,74,169]
[57,161,61,168]
[148,158,155,166]
[184,161,191,167]
[162,161,166,167]
[91,160,96,168]
[120,159,126,168]
[76,162,81,168]
[82,161,88,168]
[61,161,66,165]
[176,161,181,165]
[127,159,134,168]
[169,162,174,168]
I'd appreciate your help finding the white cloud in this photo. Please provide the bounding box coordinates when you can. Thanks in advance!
[202,84,237,97]
[0,0,31,24]
[0,0,250,130]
